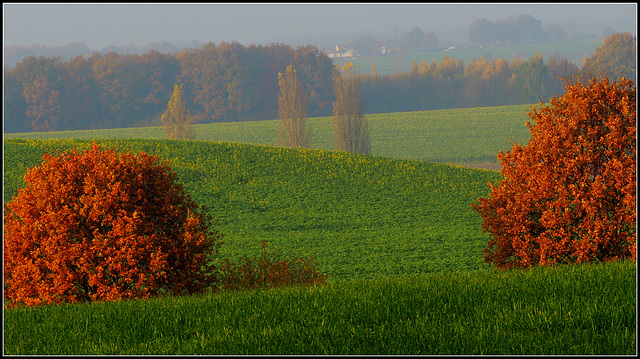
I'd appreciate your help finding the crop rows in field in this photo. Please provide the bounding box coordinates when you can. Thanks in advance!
[5,104,534,166]
[4,138,503,281]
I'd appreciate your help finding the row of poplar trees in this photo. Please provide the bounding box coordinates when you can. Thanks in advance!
[277,62,370,154]
[160,62,371,155]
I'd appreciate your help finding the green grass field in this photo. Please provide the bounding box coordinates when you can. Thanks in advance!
[3,138,503,280]
[3,103,635,355]
[4,261,635,355]
[5,104,535,166]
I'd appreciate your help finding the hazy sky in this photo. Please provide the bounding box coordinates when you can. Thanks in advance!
[3,3,637,49]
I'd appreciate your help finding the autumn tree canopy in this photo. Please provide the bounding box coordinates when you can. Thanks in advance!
[3,44,335,133]
[582,32,636,82]
[3,143,223,307]
[473,76,636,269]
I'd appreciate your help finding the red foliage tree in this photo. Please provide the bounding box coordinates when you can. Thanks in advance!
[473,77,636,269]
[4,143,223,307]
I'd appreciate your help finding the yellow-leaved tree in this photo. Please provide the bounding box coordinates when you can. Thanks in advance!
[161,84,194,140]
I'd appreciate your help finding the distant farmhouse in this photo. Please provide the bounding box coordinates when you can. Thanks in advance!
[321,44,358,59]
[322,43,395,59]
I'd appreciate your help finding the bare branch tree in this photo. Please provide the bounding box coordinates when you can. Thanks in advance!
[278,65,311,148]
[332,63,371,155]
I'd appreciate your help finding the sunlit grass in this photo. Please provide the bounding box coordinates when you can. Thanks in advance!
[4,260,635,355]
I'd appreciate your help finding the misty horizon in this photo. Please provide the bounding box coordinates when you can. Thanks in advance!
[3,3,636,51]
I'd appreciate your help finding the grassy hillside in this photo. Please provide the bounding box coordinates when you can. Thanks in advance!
[5,103,634,355]
[3,132,635,355]
[4,104,534,166]
[4,138,503,281]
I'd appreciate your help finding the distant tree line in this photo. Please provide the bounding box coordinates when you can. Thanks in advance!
[361,53,578,113]
[4,33,635,133]
[4,42,336,133]
[349,14,567,57]
[362,32,635,114]
[468,15,546,46]
[3,41,204,69]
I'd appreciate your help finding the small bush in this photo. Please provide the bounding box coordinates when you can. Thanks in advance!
[3,143,223,307]
[218,240,328,291]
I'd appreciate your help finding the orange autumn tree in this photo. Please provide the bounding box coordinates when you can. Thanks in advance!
[473,77,636,269]
[4,143,223,307]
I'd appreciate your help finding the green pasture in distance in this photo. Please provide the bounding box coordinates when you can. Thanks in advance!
[334,39,603,75]
[4,104,534,165]
[4,260,635,355]
[4,138,503,281]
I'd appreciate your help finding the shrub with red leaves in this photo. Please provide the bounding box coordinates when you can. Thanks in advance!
[473,77,636,269]
[218,240,328,291]
[4,143,223,307]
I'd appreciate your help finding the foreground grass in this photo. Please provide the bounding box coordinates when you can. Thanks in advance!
[4,260,635,355]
